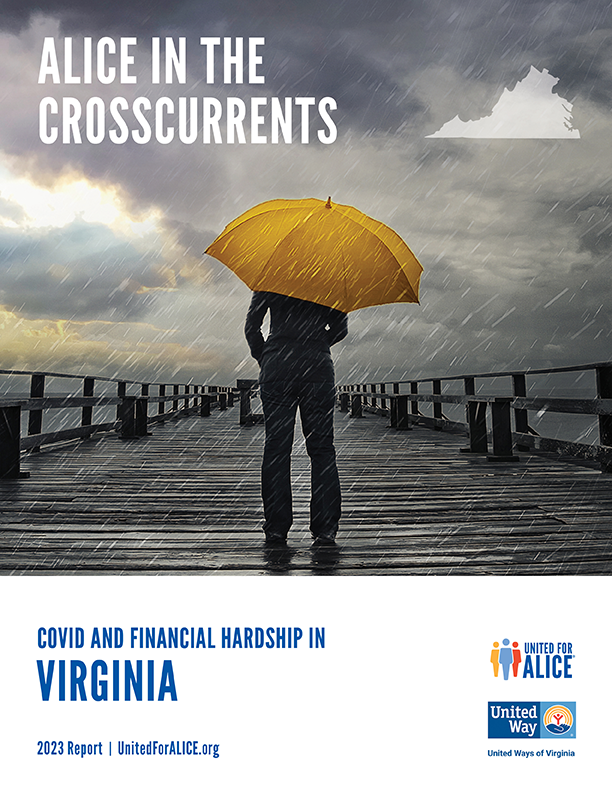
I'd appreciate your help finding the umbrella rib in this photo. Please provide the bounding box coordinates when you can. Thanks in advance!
[339,237,351,310]
[211,205,308,245]
[332,211,422,302]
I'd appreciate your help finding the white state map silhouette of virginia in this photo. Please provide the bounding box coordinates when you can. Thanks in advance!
[427,66,580,139]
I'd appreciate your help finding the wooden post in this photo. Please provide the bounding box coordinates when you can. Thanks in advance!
[0,406,28,478]
[173,384,179,413]
[237,380,257,424]
[396,394,409,430]
[219,392,227,411]
[236,381,252,423]
[410,382,419,418]
[390,383,399,428]
[350,393,363,418]
[116,382,126,422]
[119,395,137,438]
[512,373,530,451]
[488,398,519,462]
[81,377,95,430]
[137,384,149,435]
[596,364,612,473]
[239,383,251,424]
[461,377,488,454]
[433,379,442,428]
[158,384,166,418]
[183,385,190,411]
[28,373,45,452]
[339,392,349,412]
[139,384,150,431]
[135,397,150,436]
[227,390,234,408]
[200,393,211,417]
[370,383,377,409]
[380,382,387,410]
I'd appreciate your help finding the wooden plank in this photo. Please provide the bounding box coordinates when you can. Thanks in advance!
[1,409,611,575]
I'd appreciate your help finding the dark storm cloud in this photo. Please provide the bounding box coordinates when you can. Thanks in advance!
[0,220,170,319]
[8,0,610,138]
[1,267,157,319]
[551,34,612,107]
[4,0,611,155]
[422,256,474,294]
[161,217,216,258]
[0,0,425,34]
[160,217,235,283]
[0,0,182,34]
[535,190,612,258]
[253,34,425,134]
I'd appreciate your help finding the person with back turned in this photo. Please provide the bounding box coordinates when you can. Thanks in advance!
[245,290,348,546]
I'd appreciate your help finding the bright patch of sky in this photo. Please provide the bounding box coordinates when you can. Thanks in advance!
[0,159,163,236]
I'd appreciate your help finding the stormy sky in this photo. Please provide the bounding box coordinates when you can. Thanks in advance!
[0,0,610,388]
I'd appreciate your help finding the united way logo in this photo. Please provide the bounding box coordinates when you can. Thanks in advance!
[543,704,574,736]
[488,702,576,739]
[491,639,522,679]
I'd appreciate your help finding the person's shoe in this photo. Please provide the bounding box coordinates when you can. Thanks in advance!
[264,533,288,546]
[311,533,336,546]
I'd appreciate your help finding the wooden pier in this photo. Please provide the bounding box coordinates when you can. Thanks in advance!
[1,405,611,576]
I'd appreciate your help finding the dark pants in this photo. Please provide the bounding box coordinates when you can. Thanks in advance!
[259,347,341,539]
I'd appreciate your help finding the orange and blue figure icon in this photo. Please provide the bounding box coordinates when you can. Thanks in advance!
[499,638,513,679]
[512,641,522,677]
[490,642,500,677]
[491,639,523,679]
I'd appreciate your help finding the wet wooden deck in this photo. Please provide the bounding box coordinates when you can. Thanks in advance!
[1,407,611,575]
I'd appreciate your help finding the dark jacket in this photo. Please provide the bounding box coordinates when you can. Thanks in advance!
[245,291,348,364]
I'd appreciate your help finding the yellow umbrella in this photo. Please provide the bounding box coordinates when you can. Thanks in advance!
[205,196,423,313]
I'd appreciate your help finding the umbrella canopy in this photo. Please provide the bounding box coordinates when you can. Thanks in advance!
[205,197,423,313]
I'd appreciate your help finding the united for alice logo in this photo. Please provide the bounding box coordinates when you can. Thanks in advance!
[490,639,574,679]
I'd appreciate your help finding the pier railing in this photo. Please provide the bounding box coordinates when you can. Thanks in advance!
[0,368,236,478]
[339,361,612,473]
[4,361,612,480]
